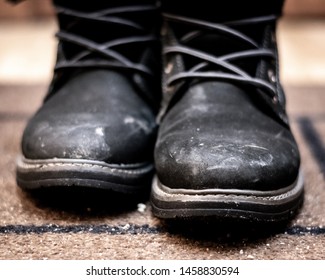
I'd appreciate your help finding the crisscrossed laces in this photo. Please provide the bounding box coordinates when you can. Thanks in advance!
[164,13,279,102]
[54,4,160,77]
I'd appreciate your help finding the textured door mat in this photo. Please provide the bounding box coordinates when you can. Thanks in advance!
[0,84,324,260]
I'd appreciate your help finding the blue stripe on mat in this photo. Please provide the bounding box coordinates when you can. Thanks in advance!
[298,117,325,176]
[0,224,324,235]
[0,224,161,235]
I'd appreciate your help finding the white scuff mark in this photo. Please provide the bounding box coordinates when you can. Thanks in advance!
[249,154,273,167]
[275,131,284,139]
[243,144,269,151]
[199,143,204,146]
[179,147,185,156]
[169,152,174,159]
[124,116,150,133]
[212,145,224,149]
[206,157,239,170]
[206,155,273,171]
[95,127,104,136]
[192,104,209,113]
[124,116,135,124]
[38,136,44,148]
[192,166,199,176]
[195,86,206,99]
[212,144,269,151]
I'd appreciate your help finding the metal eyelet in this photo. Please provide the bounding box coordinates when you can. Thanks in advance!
[165,62,174,74]
[268,69,277,83]
[272,96,279,104]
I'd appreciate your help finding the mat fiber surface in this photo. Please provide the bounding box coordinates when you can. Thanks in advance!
[0,84,324,260]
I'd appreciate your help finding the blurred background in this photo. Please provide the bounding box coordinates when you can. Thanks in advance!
[0,0,325,86]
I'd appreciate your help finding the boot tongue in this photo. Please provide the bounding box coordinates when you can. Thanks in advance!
[161,0,284,22]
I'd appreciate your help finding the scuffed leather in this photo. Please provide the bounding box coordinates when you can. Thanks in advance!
[155,81,300,191]
[21,0,161,165]
[155,0,300,192]
[23,70,158,164]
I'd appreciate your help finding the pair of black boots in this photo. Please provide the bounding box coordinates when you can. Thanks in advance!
[16,0,304,222]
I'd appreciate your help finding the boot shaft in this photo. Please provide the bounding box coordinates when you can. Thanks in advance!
[47,0,162,108]
[52,0,161,59]
[161,0,285,22]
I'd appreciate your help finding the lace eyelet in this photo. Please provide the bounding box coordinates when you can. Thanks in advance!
[165,62,174,74]
[268,69,276,83]
[272,96,279,104]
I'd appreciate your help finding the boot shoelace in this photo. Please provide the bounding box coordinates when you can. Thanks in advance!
[163,13,280,104]
[54,4,159,77]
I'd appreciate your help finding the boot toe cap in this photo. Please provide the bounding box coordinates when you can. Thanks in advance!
[22,114,156,164]
[155,131,300,191]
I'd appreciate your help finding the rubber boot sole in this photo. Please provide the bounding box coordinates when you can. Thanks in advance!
[16,155,154,194]
[151,170,304,222]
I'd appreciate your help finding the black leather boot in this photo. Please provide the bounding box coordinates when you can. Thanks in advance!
[16,0,161,194]
[151,0,304,222]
